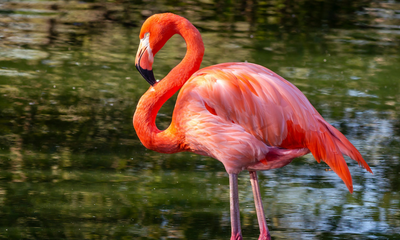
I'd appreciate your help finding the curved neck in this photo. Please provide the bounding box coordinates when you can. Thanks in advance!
[133,17,204,153]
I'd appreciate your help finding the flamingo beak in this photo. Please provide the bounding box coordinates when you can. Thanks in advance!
[135,33,156,86]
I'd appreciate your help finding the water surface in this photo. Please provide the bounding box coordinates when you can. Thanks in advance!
[0,0,400,239]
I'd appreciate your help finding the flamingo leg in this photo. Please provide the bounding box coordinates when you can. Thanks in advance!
[229,173,242,240]
[249,171,271,240]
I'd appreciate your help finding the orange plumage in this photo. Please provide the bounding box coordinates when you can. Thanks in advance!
[133,13,372,240]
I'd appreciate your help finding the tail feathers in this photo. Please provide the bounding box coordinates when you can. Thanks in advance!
[307,129,354,193]
[306,118,372,193]
[322,120,373,174]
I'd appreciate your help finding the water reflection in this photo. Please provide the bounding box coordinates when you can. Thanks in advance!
[0,0,399,239]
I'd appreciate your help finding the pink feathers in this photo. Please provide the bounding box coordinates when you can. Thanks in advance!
[173,62,372,190]
[134,13,372,239]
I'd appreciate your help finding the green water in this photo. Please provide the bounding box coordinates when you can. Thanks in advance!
[0,0,400,239]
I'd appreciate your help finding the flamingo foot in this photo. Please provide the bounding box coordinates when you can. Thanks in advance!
[230,232,243,240]
[258,228,271,240]
[258,235,271,240]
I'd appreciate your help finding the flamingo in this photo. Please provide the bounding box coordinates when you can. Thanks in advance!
[133,13,372,240]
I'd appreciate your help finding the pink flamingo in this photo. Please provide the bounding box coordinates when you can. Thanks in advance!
[133,13,372,240]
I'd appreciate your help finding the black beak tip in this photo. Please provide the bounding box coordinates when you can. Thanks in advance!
[135,64,156,86]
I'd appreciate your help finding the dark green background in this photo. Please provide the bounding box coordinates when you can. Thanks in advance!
[0,0,399,239]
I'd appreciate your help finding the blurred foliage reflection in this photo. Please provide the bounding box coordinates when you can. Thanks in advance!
[0,0,400,239]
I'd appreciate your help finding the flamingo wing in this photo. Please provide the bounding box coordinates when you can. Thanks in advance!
[174,62,372,192]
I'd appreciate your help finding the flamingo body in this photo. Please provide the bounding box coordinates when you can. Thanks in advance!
[175,62,312,172]
[133,13,372,240]
[174,62,369,187]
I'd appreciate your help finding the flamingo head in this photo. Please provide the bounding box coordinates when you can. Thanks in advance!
[135,13,180,86]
